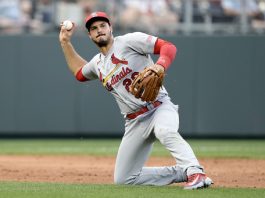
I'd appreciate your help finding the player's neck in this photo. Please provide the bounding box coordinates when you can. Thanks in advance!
[100,38,114,56]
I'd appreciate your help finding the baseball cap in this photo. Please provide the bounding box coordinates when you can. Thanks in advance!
[85,11,110,31]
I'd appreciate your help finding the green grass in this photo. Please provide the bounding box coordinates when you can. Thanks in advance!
[186,140,265,159]
[0,182,264,198]
[0,139,264,158]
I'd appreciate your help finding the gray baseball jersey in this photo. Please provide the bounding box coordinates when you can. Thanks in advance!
[80,32,169,115]
[80,32,204,185]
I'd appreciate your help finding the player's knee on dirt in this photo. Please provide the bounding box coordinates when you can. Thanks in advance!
[114,175,126,185]
[114,174,136,185]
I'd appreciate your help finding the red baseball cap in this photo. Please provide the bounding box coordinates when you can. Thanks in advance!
[85,11,110,31]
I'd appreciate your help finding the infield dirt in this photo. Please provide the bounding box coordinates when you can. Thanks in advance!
[0,155,264,188]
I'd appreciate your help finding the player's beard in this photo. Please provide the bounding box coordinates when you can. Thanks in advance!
[93,31,112,47]
[96,38,109,47]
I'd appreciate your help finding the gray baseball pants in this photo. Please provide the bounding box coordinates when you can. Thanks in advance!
[114,99,204,185]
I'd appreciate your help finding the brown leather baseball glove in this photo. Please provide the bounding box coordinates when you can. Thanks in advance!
[129,66,165,102]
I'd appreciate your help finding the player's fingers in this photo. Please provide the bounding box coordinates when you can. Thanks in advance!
[60,25,67,32]
[59,28,70,43]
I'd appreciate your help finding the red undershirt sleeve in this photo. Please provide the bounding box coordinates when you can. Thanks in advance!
[154,38,177,70]
[75,67,89,82]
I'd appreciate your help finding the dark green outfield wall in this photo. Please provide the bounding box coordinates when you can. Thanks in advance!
[0,34,264,137]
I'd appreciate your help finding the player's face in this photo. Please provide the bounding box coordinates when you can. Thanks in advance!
[89,21,113,47]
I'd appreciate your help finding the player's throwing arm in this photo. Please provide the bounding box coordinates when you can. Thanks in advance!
[59,21,87,75]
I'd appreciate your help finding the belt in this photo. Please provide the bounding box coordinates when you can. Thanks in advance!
[126,101,162,120]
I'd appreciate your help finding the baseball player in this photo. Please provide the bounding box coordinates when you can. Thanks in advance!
[59,11,213,190]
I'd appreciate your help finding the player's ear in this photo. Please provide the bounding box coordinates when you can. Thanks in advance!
[88,32,92,39]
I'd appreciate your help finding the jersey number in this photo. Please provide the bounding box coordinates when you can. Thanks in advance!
[123,72,139,92]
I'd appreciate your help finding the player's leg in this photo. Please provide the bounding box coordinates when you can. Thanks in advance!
[152,100,213,189]
[153,100,204,176]
[114,115,186,185]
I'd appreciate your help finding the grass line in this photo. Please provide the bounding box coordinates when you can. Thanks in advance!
[0,139,264,158]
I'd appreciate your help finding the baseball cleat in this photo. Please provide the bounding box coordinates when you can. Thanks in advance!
[184,173,213,190]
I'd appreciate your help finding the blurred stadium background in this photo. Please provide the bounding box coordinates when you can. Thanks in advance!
[0,0,264,138]
[2,0,265,35]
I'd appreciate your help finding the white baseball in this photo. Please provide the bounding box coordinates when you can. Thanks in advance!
[62,20,73,31]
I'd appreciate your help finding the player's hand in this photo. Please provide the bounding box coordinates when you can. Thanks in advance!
[59,22,75,45]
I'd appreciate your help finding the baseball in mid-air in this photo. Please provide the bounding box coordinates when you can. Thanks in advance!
[62,20,73,31]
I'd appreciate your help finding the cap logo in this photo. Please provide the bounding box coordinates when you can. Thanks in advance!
[91,12,97,17]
